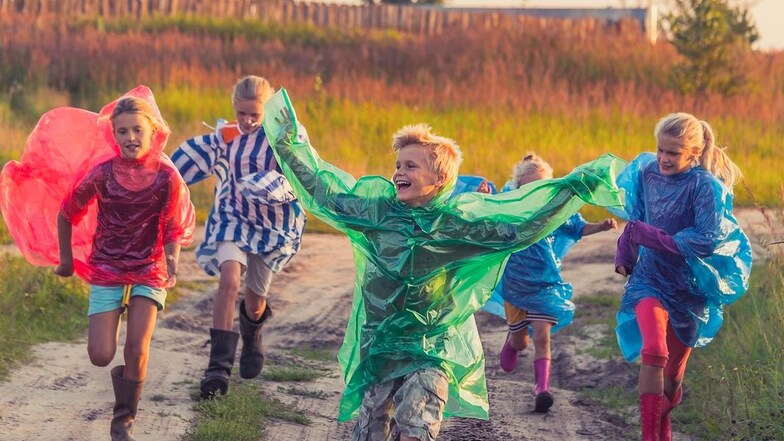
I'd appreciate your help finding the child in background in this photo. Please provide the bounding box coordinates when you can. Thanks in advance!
[171,75,305,399]
[488,153,616,413]
[263,88,625,441]
[47,90,192,440]
[613,113,752,440]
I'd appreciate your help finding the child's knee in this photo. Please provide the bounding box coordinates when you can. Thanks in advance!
[87,345,115,367]
[123,340,149,364]
[218,277,241,297]
[532,331,549,349]
[510,332,529,351]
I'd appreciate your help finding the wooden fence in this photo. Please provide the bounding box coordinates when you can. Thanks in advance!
[0,0,657,42]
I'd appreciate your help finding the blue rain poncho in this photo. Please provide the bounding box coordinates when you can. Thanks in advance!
[263,88,625,421]
[453,179,584,333]
[610,153,752,362]
[485,212,586,334]
[452,175,498,196]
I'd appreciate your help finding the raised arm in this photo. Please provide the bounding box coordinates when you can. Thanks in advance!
[171,132,221,186]
[444,154,625,252]
[262,89,391,231]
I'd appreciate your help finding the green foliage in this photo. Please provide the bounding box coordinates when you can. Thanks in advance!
[184,381,310,441]
[664,0,759,95]
[676,255,784,440]
[0,255,89,380]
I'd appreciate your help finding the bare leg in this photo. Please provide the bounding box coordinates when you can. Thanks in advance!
[123,296,158,382]
[508,328,529,352]
[242,288,267,322]
[531,321,552,360]
[87,309,123,367]
[213,260,243,330]
[639,363,665,395]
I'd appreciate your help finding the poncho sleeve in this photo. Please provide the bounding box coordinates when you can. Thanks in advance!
[552,213,588,260]
[262,90,393,233]
[440,156,625,250]
[61,165,104,225]
[171,132,222,186]
[161,160,196,247]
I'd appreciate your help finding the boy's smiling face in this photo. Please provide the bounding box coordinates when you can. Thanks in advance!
[393,144,446,207]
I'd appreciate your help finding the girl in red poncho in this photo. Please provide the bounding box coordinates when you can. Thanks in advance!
[51,92,195,441]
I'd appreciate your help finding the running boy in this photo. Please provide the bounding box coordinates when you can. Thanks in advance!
[263,88,625,441]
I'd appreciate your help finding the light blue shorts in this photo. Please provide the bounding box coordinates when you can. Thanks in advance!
[88,284,167,316]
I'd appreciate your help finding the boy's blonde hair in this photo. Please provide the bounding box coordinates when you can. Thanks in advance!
[110,96,167,133]
[655,112,742,187]
[509,152,553,189]
[392,123,463,183]
[232,75,275,105]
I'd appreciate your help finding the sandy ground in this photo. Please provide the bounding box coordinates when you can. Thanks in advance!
[0,209,773,441]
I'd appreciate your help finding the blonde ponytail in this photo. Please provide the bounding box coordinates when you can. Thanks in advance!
[697,120,743,187]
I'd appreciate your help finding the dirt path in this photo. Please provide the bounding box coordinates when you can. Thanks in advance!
[0,210,769,441]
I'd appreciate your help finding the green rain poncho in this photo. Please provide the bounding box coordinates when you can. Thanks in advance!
[263,89,625,422]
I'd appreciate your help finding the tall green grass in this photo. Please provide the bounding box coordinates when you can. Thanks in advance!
[676,252,784,440]
[0,255,89,379]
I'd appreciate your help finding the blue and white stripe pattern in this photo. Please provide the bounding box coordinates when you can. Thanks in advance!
[171,124,305,276]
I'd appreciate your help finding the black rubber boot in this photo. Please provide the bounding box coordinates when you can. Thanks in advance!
[110,365,143,441]
[239,300,272,379]
[199,328,239,399]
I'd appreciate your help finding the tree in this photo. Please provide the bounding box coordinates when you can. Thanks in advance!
[663,0,759,96]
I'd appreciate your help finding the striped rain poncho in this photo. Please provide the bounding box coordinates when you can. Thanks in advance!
[171,121,305,275]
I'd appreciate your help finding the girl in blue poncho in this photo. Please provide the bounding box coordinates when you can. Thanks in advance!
[613,113,751,441]
[490,154,617,413]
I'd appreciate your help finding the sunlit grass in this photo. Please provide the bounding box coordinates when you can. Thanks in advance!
[676,254,784,440]
[184,381,310,441]
[0,255,89,380]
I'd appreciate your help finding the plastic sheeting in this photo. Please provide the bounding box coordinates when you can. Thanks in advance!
[485,213,586,334]
[452,175,497,196]
[263,88,625,421]
[610,153,752,361]
[1,86,195,288]
[453,177,585,334]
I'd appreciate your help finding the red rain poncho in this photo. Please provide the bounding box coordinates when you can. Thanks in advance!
[0,86,195,288]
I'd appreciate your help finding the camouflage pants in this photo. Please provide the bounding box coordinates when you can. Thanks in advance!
[352,368,449,441]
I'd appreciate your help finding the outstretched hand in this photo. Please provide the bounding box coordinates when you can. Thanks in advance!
[476,180,492,194]
[600,218,618,231]
[165,255,178,286]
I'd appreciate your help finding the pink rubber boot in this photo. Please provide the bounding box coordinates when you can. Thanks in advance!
[640,393,663,441]
[533,358,553,413]
[660,386,682,441]
[499,333,519,372]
